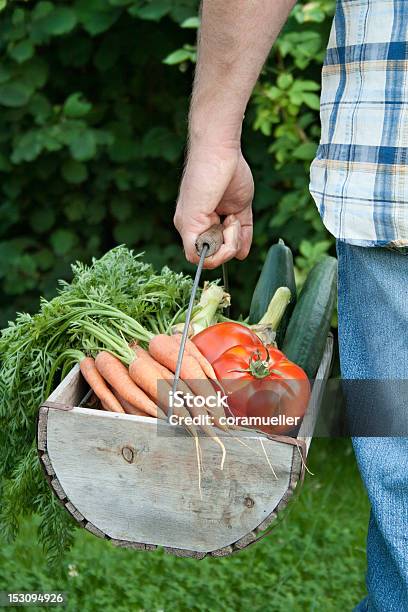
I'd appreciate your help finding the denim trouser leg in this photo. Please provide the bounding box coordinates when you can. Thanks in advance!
[336,241,408,611]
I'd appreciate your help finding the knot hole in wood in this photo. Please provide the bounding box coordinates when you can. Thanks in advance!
[244,496,255,508]
[121,446,135,464]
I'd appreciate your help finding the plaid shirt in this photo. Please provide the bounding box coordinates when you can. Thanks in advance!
[310,0,408,246]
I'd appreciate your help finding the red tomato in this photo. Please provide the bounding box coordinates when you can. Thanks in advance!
[192,322,262,364]
[192,323,310,435]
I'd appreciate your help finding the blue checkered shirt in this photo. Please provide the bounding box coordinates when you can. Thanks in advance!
[310,0,408,246]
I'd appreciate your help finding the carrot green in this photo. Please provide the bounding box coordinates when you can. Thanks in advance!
[0,246,225,564]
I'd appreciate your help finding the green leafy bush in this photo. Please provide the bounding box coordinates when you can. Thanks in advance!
[0,0,334,326]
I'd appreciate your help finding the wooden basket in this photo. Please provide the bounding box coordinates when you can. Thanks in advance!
[36,335,333,558]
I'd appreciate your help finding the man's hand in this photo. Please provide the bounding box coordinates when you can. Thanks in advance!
[174,0,296,268]
[174,143,254,268]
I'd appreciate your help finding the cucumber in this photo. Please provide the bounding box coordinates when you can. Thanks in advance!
[282,256,337,378]
[248,239,297,345]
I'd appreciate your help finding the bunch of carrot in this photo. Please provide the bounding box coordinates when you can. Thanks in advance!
[79,333,225,424]
[79,333,230,474]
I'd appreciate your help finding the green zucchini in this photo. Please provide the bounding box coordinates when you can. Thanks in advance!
[248,239,297,345]
[282,256,337,378]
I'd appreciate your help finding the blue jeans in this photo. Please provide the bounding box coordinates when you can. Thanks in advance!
[337,241,408,611]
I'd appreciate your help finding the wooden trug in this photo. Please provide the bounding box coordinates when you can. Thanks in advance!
[37,335,333,558]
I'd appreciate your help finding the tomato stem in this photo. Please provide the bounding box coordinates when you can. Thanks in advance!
[228,348,272,379]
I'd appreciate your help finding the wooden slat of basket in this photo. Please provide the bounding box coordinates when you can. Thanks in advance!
[47,363,87,406]
[43,407,296,554]
[298,333,334,452]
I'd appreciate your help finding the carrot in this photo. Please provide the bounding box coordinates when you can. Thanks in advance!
[111,387,166,419]
[118,397,151,417]
[128,355,172,406]
[128,354,192,419]
[135,346,226,467]
[80,357,124,414]
[176,334,228,398]
[101,400,114,412]
[134,342,256,469]
[148,335,228,429]
[129,350,206,497]
[148,335,212,388]
[95,351,160,418]
[132,344,194,397]
[172,334,217,381]
[129,353,204,485]
[130,343,225,464]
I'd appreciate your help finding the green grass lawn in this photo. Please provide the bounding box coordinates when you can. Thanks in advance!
[0,439,369,612]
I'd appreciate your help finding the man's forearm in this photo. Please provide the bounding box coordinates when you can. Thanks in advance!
[175,0,296,266]
[190,0,296,147]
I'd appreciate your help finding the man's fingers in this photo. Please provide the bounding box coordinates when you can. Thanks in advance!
[177,212,251,267]
[236,224,253,260]
[174,209,221,265]
[182,234,201,265]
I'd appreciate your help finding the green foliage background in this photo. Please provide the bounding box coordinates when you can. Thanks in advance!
[0,0,335,325]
